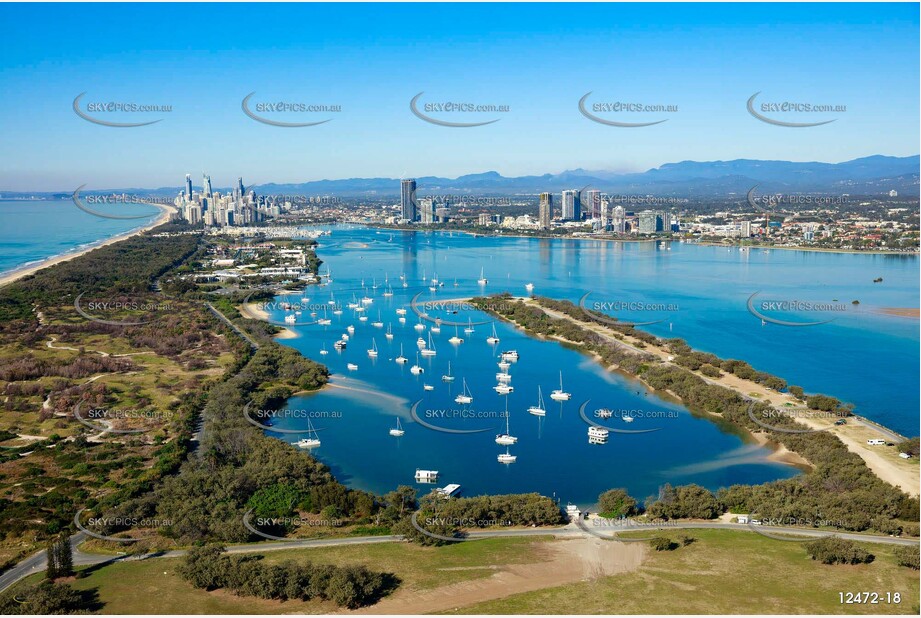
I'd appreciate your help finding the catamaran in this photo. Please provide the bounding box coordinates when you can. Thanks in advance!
[449,326,464,344]
[296,418,322,449]
[454,378,473,404]
[493,383,514,395]
[496,399,517,445]
[528,386,547,416]
[477,267,488,285]
[395,343,408,364]
[550,371,571,401]
[367,338,379,357]
[486,323,500,344]
[421,332,437,356]
[389,417,405,437]
[497,449,517,464]
[410,352,424,374]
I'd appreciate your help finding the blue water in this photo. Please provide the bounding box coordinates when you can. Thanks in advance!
[0,199,162,277]
[263,226,919,505]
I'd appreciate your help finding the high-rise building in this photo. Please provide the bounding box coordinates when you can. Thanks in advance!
[400,179,417,221]
[538,192,553,229]
[419,197,435,224]
[638,211,662,234]
[613,205,626,233]
[561,190,582,221]
[185,174,193,200]
[740,220,752,237]
[237,177,245,198]
[583,189,601,219]
[202,174,213,198]
[600,198,610,229]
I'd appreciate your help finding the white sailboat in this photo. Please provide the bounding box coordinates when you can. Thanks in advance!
[385,323,394,340]
[414,320,426,331]
[493,383,514,395]
[463,318,475,335]
[296,419,322,448]
[441,361,455,382]
[528,386,547,416]
[410,352,424,374]
[319,343,328,355]
[496,399,517,445]
[396,308,407,315]
[497,449,517,464]
[421,332,437,356]
[550,371,571,401]
[372,311,384,328]
[448,326,464,344]
[389,417,405,437]
[525,282,534,293]
[347,363,359,371]
[486,323,500,344]
[454,378,473,404]
[477,267,488,285]
[367,338,378,357]
[497,360,511,371]
[395,343,408,364]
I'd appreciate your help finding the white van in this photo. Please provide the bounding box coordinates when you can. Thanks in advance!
[867,439,886,446]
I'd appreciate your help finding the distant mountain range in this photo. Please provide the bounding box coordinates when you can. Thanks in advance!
[12,155,919,198]
[251,155,918,198]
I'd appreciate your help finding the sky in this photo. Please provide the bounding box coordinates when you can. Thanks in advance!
[0,2,918,191]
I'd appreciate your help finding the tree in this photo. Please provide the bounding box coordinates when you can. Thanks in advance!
[804,537,873,565]
[894,546,919,570]
[598,489,638,518]
[55,535,73,577]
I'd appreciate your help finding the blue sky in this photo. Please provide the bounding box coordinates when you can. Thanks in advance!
[0,2,918,191]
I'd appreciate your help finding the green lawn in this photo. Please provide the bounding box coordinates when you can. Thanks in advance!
[442,530,920,615]
[12,536,548,614]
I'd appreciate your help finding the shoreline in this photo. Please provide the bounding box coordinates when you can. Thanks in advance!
[482,295,918,497]
[0,203,174,289]
[696,240,919,256]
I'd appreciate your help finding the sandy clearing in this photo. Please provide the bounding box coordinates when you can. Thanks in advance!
[343,537,647,615]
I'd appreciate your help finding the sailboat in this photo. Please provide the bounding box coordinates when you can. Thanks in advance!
[477,267,488,285]
[367,338,379,357]
[395,343,408,364]
[497,448,517,464]
[550,371,571,401]
[410,352,424,374]
[414,320,426,331]
[431,320,441,334]
[389,417,405,437]
[319,343,328,355]
[421,332,437,356]
[454,378,473,404]
[525,282,535,293]
[296,418,322,448]
[385,323,394,340]
[486,323,500,344]
[463,318,475,335]
[528,386,547,416]
[448,326,464,344]
[496,399,517,445]
[442,361,455,382]
[372,311,384,328]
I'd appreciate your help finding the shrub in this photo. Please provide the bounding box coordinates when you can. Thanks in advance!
[804,537,873,565]
[649,536,677,551]
[894,546,919,570]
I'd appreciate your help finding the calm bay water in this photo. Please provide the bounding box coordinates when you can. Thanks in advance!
[0,199,162,277]
[266,226,918,505]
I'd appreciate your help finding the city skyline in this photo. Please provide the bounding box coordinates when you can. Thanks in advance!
[0,3,918,190]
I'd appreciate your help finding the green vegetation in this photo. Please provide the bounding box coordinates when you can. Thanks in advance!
[805,537,874,565]
[177,544,397,608]
[597,488,638,518]
[0,580,98,615]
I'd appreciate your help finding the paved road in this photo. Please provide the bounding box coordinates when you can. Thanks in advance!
[204,302,260,350]
[2,521,916,594]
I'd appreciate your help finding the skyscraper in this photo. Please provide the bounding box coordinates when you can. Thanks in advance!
[419,197,434,224]
[185,174,192,200]
[561,190,581,221]
[600,197,610,229]
[237,177,245,198]
[202,174,213,198]
[583,189,601,219]
[538,192,553,229]
[613,205,625,233]
[400,179,417,221]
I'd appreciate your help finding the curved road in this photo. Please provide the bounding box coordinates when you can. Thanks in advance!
[2,521,917,594]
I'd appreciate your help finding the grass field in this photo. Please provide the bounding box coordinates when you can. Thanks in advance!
[8,531,918,614]
[443,530,920,615]
[12,537,548,614]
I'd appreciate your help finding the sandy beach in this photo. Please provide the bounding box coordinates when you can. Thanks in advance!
[0,203,174,289]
